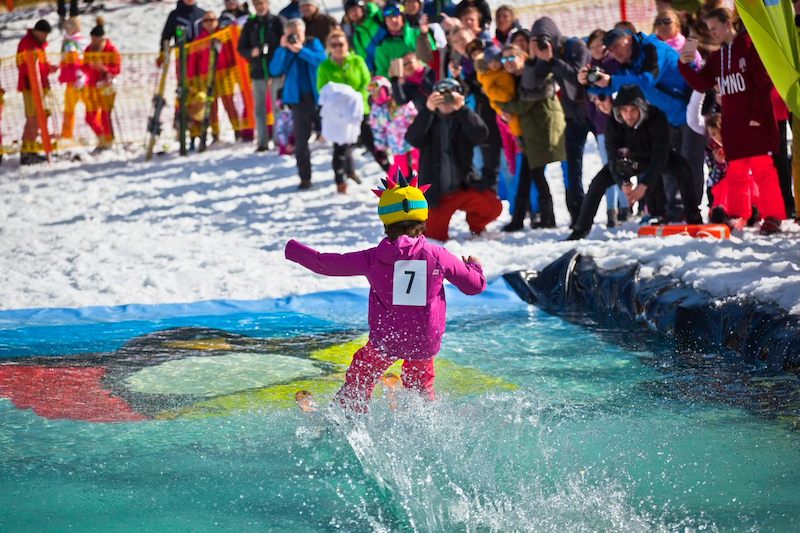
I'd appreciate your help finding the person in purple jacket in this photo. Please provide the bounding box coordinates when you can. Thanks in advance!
[284,170,486,412]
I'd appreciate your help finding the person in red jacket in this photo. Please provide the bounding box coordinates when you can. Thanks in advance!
[17,19,57,165]
[679,7,785,234]
[83,17,121,152]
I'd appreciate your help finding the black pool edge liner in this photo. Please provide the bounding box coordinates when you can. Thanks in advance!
[502,250,800,372]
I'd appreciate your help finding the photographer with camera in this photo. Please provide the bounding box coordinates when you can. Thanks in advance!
[405,78,502,241]
[579,28,704,222]
[497,44,565,231]
[585,29,629,227]
[269,18,327,189]
[524,17,591,228]
[238,0,283,149]
[566,85,702,240]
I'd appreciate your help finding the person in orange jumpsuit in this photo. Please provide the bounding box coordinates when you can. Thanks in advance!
[82,17,121,152]
[17,19,57,165]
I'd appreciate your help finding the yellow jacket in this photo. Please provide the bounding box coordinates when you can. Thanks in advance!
[477,68,522,137]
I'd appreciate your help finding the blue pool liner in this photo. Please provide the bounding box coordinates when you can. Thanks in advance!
[0,279,526,358]
[0,278,520,329]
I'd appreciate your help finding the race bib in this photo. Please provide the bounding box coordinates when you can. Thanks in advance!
[392,260,427,306]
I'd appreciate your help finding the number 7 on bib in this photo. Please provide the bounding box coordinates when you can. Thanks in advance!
[392,260,427,306]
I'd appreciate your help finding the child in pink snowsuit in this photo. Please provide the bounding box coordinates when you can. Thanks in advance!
[284,171,486,411]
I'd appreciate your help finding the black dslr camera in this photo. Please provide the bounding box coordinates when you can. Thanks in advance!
[433,78,463,104]
[287,33,300,44]
[615,148,640,181]
[586,65,604,85]
[534,35,551,51]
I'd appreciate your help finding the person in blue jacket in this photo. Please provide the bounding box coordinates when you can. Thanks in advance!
[580,28,704,221]
[270,18,327,190]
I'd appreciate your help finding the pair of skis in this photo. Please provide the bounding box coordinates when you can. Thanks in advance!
[144,29,221,160]
[198,38,223,153]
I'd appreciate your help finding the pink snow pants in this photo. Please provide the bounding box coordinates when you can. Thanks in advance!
[333,342,435,412]
[726,155,786,220]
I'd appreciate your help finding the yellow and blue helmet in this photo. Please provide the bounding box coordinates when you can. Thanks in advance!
[373,169,430,225]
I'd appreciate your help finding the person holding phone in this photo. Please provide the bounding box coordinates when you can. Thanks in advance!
[653,8,701,65]
[390,51,435,112]
[374,3,434,78]
[678,7,785,233]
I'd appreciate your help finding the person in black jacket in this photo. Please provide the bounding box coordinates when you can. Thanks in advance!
[526,16,590,228]
[220,0,250,28]
[566,85,703,240]
[237,0,283,149]
[159,0,207,48]
[406,78,502,241]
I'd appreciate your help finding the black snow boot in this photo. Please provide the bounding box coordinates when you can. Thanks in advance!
[606,209,617,229]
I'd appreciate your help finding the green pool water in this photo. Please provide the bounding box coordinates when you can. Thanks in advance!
[1,295,799,531]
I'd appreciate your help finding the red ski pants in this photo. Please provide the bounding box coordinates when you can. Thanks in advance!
[333,342,435,412]
[726,155,786,220]
[426,188,503,242]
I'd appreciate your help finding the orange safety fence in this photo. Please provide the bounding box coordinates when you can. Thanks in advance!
[0,26,255,155]
[2,0,57,12]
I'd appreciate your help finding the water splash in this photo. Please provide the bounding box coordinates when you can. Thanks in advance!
[314,389,717,532]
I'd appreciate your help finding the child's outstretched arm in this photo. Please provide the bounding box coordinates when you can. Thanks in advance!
[285,240,370,277]
[437,249,486,295]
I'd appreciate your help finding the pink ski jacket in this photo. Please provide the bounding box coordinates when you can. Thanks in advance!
[285,235,486,359]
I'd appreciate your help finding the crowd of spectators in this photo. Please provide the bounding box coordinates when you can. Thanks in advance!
[11,0,800,238]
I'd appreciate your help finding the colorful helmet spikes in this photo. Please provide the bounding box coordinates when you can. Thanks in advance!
[373,168,430,225]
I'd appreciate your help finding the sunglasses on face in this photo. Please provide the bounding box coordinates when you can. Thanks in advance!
[329,41,346,48]
[655,18,673,26]
[500,56,516,64]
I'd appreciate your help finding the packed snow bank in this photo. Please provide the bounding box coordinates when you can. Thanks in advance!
[1,137,799,315]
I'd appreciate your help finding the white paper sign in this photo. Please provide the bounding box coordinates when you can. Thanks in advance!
[392,260,427,306]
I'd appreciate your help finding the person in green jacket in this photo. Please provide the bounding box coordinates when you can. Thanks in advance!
[317,29,389,191]
[374,3,433,78]
[344,0,384,71]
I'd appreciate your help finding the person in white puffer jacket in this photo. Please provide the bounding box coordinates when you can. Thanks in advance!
[318,81,364,193]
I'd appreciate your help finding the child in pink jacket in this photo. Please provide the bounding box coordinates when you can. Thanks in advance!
[285,171,486,412]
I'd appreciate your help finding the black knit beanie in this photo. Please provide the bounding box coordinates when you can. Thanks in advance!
[90,16,106,37]
[33,19,52,33]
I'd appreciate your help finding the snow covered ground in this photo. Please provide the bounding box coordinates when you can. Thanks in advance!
[1,0,798,317]
[1,135,799,315]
